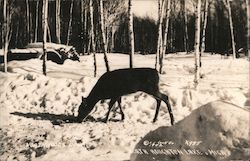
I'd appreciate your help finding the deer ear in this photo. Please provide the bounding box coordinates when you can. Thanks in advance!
[82,96,84,101]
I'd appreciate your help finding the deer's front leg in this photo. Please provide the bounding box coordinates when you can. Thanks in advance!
[104,98,117,123]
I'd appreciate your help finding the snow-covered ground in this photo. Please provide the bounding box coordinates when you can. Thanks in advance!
[0,53,249,161]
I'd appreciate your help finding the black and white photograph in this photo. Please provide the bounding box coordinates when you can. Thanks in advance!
[0,0,249,160]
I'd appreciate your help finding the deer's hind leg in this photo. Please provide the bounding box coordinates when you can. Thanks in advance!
[157,92,174,125]
[117,97,125,121]
[147,88,174,125]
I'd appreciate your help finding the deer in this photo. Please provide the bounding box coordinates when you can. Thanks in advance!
[77,68,174,125]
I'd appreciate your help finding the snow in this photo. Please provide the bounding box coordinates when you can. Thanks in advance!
[131,101,250,161]
[0,53,249,161]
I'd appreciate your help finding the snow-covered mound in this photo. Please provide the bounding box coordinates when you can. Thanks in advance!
[131,101,250,161]
[0,53,248,161]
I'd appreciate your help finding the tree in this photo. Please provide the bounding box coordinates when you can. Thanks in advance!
[26,0,30,43]
[66,0,73,45]
[99,0,110,72]
[226,0,236,59]
[128,0,134,68]
[56,0,61,44]
[155,0,165,70]
[42,0,48,75]
[160,0,171,74]
[246,0,250,59]
[81,0,88,53]
[200,0,210,67]
[182,0,189,53]
[89,0,97,76]
[3,0,8,72]
[194,0,201,87]
[34,0,39,42]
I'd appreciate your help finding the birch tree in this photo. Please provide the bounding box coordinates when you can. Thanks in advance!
[34,0,39,42]
[194,0,201,87]
[160,0,171,74]
[226,0,236,59]
[246,0,250,59]
[26,0,30,43]
[200,0,210,67]
[100,0,110,72]
[89,0,97,76]
[42,0,48,75]
[128,0,134,68]
[56,0,61,44]
[3,0,8,72]
[81,0,87,53]
[155,0,165,70]
[66,0,73,45]
[181,0,189,53]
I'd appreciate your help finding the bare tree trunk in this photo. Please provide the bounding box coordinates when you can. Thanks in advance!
[56,0,61,44]
[15,21,19,47]
[155,0,164,70]
[67,0,73,46]
[184,0,189,52]
[100,0,110,72]
[128,0,135,68]
[111,25,115,52]
[226,0,236,59]
[81,0,87,53]
[160,0,171,74]
[89,0,97,77]
[84,8,88,54]
[26,0,30,43]
[194,0,201,87]
[47,25,52,42]
[34,0,39,42]
[42,0,48,76]
[200,0,210,67]
[3,0,8,72]
[246,0,250,59]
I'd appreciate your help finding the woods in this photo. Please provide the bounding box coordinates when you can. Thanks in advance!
[0,0,249,78]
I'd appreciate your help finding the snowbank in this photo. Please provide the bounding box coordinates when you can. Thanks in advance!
[131,101,250,161]
[0,54,248,161]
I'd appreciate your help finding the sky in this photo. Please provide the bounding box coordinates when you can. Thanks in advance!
[132,0,158,20]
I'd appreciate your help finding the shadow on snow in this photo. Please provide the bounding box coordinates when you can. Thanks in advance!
[11,112,122,125]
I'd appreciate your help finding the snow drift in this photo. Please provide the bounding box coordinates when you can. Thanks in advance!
[0,54,248,161]
[131,101,250,161]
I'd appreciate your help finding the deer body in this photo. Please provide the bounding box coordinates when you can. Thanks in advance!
[77,68,174,125]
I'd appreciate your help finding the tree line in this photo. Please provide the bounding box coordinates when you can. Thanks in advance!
[0,0,248,54]
[1,0,250,85]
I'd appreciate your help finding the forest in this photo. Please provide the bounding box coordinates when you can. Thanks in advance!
[0,1,249,161]
[0,0,249,55]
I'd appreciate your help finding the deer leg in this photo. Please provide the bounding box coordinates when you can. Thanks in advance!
[104,98,117,123]
[153,99,161,123]
[150,91,174,126]
[158,92,174,125]
[117,97,124,121]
